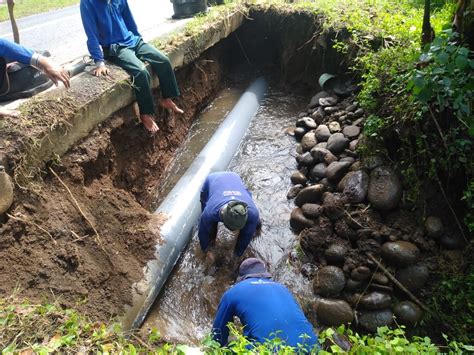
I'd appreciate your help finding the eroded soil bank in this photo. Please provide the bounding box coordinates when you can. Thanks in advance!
[0,41,229,319]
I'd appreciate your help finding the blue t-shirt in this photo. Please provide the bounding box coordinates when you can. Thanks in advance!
[212,278,319,351]
[198,172,259,256]
[80,0,141,63]
[0,39,34,64]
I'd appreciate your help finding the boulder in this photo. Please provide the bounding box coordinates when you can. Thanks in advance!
[296,116,317,130]
[294,127,307,141]
[319,96,339,107]
[302,203,323,219]
[310,147,331,162]
[301,132,318,151]
[325,243,348,264]
[316,299,354,326]
[326,161,352,182]
[351,266,371,281]
[342,125,361,139]
[287,184,303,199]
[322,192,345,221]
[359,309,393,332]
[327,133,349,154]
[393,301,423,327]
[315,125,331,142]
[290,171,308,185]
[343,170,369,203]
[309,163,327,181]
[367,166,402,211]
[295,184,326,207]
[349,139,359,151]
[297,152,315,167]
[290,208,316,233]
[359,292,392,310]
[311,107,326,123]
[328,121,342,133]
[313,266,346,296]
[381,241,420,267]
[395,264,429,292]
[308,91,330,109]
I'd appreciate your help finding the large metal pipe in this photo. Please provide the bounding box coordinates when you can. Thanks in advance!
[122,77,268,330]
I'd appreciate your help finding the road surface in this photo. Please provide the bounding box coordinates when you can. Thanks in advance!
[0,0,189,64]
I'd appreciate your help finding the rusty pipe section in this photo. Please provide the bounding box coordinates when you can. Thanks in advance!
[123,77,268,330]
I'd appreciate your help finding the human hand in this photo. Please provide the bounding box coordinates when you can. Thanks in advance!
[38,56,70,88]
[93,65,109,77]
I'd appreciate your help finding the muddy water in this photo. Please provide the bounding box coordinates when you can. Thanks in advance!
[142,87,314,344]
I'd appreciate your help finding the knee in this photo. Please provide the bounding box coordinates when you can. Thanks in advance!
[132,64,150,81]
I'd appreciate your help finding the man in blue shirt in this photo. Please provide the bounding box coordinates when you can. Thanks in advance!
[199,172,261,265]
[0,39,70,116]
[212,258,319,351]
[80,0,183,134]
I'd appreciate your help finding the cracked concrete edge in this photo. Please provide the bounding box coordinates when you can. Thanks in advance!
[9,10,245,179]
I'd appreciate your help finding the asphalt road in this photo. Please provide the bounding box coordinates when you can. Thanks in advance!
[0,0,189,64]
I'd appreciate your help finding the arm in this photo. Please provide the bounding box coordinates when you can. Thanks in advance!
[122,0,141,37]
[234,208,259,257]
[80,0,107,75]
[0,39,70,88]
[0,38,33,63]
[212,292,234,346]
[198,209,218,252]
[200,177,210,212]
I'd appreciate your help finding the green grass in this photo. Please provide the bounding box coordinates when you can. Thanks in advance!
[0,0,79,23]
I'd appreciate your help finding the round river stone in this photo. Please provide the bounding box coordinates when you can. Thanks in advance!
[393,301,423,327]
[381,241,420,266]
[316,298,354,326]
[313,265,346,296]
[359,309,394,332]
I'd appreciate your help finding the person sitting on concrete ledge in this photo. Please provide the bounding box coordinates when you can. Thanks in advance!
[198,172,261,268]
[0,39,70,116]
[212,257,319,351]
[79,0,183,134]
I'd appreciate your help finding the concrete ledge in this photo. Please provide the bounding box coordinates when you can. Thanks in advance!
[0,9,246,181]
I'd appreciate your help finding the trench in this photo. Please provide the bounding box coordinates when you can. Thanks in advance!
[0,6,465,346]
[141,86,313,343]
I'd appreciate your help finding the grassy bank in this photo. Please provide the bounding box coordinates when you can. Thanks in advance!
[0,0,78,22]
[1,298,471,354]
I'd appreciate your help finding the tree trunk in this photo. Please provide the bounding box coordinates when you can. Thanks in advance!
[421,0,434,47]
[7,0,20,44]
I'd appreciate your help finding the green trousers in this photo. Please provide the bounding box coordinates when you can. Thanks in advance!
[106,38,180,115]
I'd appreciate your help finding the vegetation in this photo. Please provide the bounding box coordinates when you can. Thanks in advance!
[2,297,472,354]
[0,0,79,22]
[318,325,473,354]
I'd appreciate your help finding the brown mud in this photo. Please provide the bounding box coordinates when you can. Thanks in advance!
[0,48,226,320]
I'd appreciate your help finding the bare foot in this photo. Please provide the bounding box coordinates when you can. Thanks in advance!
[161,98,184,114]
[140,114,159,134]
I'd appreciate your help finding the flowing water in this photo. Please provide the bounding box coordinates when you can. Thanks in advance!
[142,85,314,344]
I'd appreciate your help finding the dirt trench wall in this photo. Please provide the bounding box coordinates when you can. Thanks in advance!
[0,41,230,320]
[235,6,350,89]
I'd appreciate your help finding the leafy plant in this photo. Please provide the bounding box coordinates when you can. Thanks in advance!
[407,30,474,135]
[318,324,473,354]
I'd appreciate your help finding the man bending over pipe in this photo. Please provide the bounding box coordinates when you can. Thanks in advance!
[199,172,261,267]
[0,39,70,116]
[80,0,183,134]
[212,258,319,351]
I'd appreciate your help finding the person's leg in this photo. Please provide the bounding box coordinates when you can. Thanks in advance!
[108,46,159,133]
[135,40,183,114]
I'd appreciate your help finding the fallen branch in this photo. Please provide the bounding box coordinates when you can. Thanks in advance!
[367,254,453,331]
[7,213,57,244]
